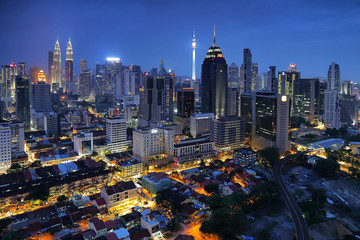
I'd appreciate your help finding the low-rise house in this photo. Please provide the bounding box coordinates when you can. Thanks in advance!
[100,181,138,210]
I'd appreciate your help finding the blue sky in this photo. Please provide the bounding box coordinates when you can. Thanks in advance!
[0,0,359,81]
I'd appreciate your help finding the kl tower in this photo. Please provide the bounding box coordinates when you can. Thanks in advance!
[191,29,197,87]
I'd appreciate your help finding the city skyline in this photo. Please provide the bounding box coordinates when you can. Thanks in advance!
[0,0,359,81]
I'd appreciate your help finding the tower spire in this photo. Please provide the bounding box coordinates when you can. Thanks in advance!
[213,25,216,47]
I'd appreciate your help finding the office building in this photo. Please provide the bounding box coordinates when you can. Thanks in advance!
[123,68,136,97]
[118,158,143,178]
[65,38,74,94]
[201,28,228,117]
[1,64,17,110]
[128,65,142,95]
[251,62,258,91]
[293,78,320,122]
[29,66,39,84]
[16,77,31,130]
[18,62,26,77]
[340,94,358,129]
[79,71,91,98]
[341,81,353,95]
[174,138,215,167]
[133,127,174,166]
[9,121,25,153]
[266,66,277,93]
[80,58,87,73]
[0,122,11,173]
[227,87,239,116]
[139,60,174,127]
[106,117,127,143]
[277,68,301,96]
[228,63,239,88]
[211,116,245,152]
[31,82,52,112]
[44,112,59,136]
[190,113,214,138]
[233,148,257,167]
[53,39,61,88]
[251,91,290,154]
[105,57,122,97]
[177,88,194,117]
[241,48,252,92]
[74,131,94,157]
[48,51,53,85]
[240,92,253,136]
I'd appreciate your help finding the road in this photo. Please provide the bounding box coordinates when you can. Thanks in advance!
[273,152,311,240]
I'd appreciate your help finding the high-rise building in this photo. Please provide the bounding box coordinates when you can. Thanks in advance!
[201,28,228,117]
[0,122,11,173]
[53,39,61,88]
[327,62,340,92]
[251,62,258,91]
[228,63,239,88]
[227,87,239,116]
[65,38,74,94]
[293,78,320,122]
[29,66,39,84]
[105,57,122,97]
[1,64,17,110]
[48,51,53,85]
[190,113,214,138]
[18,62,26,77]
[9,121,25,153]
[288,63,298,72]
[240,92,253,136]
[128,65,142,95]
[324,63,341,128]
[139,60,174,127]
[123,68,136,96]
[191,29,197,87]
[133,127,174,166]
[31,82,52,112]
[106,117,127,143]
[266,66,277,93]
[16,77,31,130]
[277,70,301,96]
[73,131,93,157]
[242,48,252,92]
[251,91,290,154]
[44,112,59,136]
[340,95,358,129]
[80,59,87,73]
[177,88,195,117]
[211,116,245,152]
[79,71,91,98]
[341,81,353,95]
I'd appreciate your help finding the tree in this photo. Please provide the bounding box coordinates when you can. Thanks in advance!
[294,188,305,200]
[258,147,280,168]
[325,128,339,138]
[204,184,219,194]
[57,195,68,202]
[290,116,306,128]
[311,188,327,207]
[29,160,42,169]
[126,127,134,137]
[167,218,180,232]
[313,157,339,178]
[339,127,348,136]
[7,163,22,173]
[27,184,50,201]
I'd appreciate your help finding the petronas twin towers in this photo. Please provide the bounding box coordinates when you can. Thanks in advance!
[52,38,73,92]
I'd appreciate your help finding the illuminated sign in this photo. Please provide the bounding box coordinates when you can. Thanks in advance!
[217,53,223,58]
[106,57,120,61]
[281,95,287,102]
[151,129,158,134]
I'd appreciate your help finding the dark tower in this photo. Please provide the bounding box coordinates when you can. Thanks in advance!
[201,26,228,117]
[16,77,31,130]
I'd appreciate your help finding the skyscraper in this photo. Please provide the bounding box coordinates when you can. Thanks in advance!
[327,62,340,92]
[251,91,290,154]
[177,87,195,117]
[128,65,142,95]
[48,51,53,85]
[80,58,87,73]
[242,48,252,92]
[191,29,197,87]
[123,68,136,96]
[251,62,258,91]
[18,62,26,77]
[53,39,61,89]
[324,62,340,128]
[266,66,277,93]
[31,82,52,112]
[79,71,91,98]
[0,122,11,173]
[16,77,31,130]
[201,27,228,117]
[293,78,320,122]
[139,60,174,127]
[228,63,239,88]
[65,38,74,94]
[277,68,301,96]
[1,64,17,110]
[341,81,353,95]
[105,57,122,97]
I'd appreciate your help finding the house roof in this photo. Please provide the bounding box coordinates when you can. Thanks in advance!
[130,228,151,240]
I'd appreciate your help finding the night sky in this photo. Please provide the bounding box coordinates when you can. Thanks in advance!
[0,0,359,81]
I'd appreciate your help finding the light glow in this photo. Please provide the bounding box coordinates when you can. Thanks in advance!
[106,57,120,61]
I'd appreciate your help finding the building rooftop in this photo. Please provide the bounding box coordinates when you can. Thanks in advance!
[104,181,137,196]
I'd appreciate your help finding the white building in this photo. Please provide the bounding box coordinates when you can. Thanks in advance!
[74,132,93,157]
[133,127,174,166]
[190,113,214,138]
[106,117,127,143]
[10,121,25,153]
[324,89,340,128]
[100,181,138,210]
[174,138,215,167]
[0,122,11,173]
[123,68,136,96]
